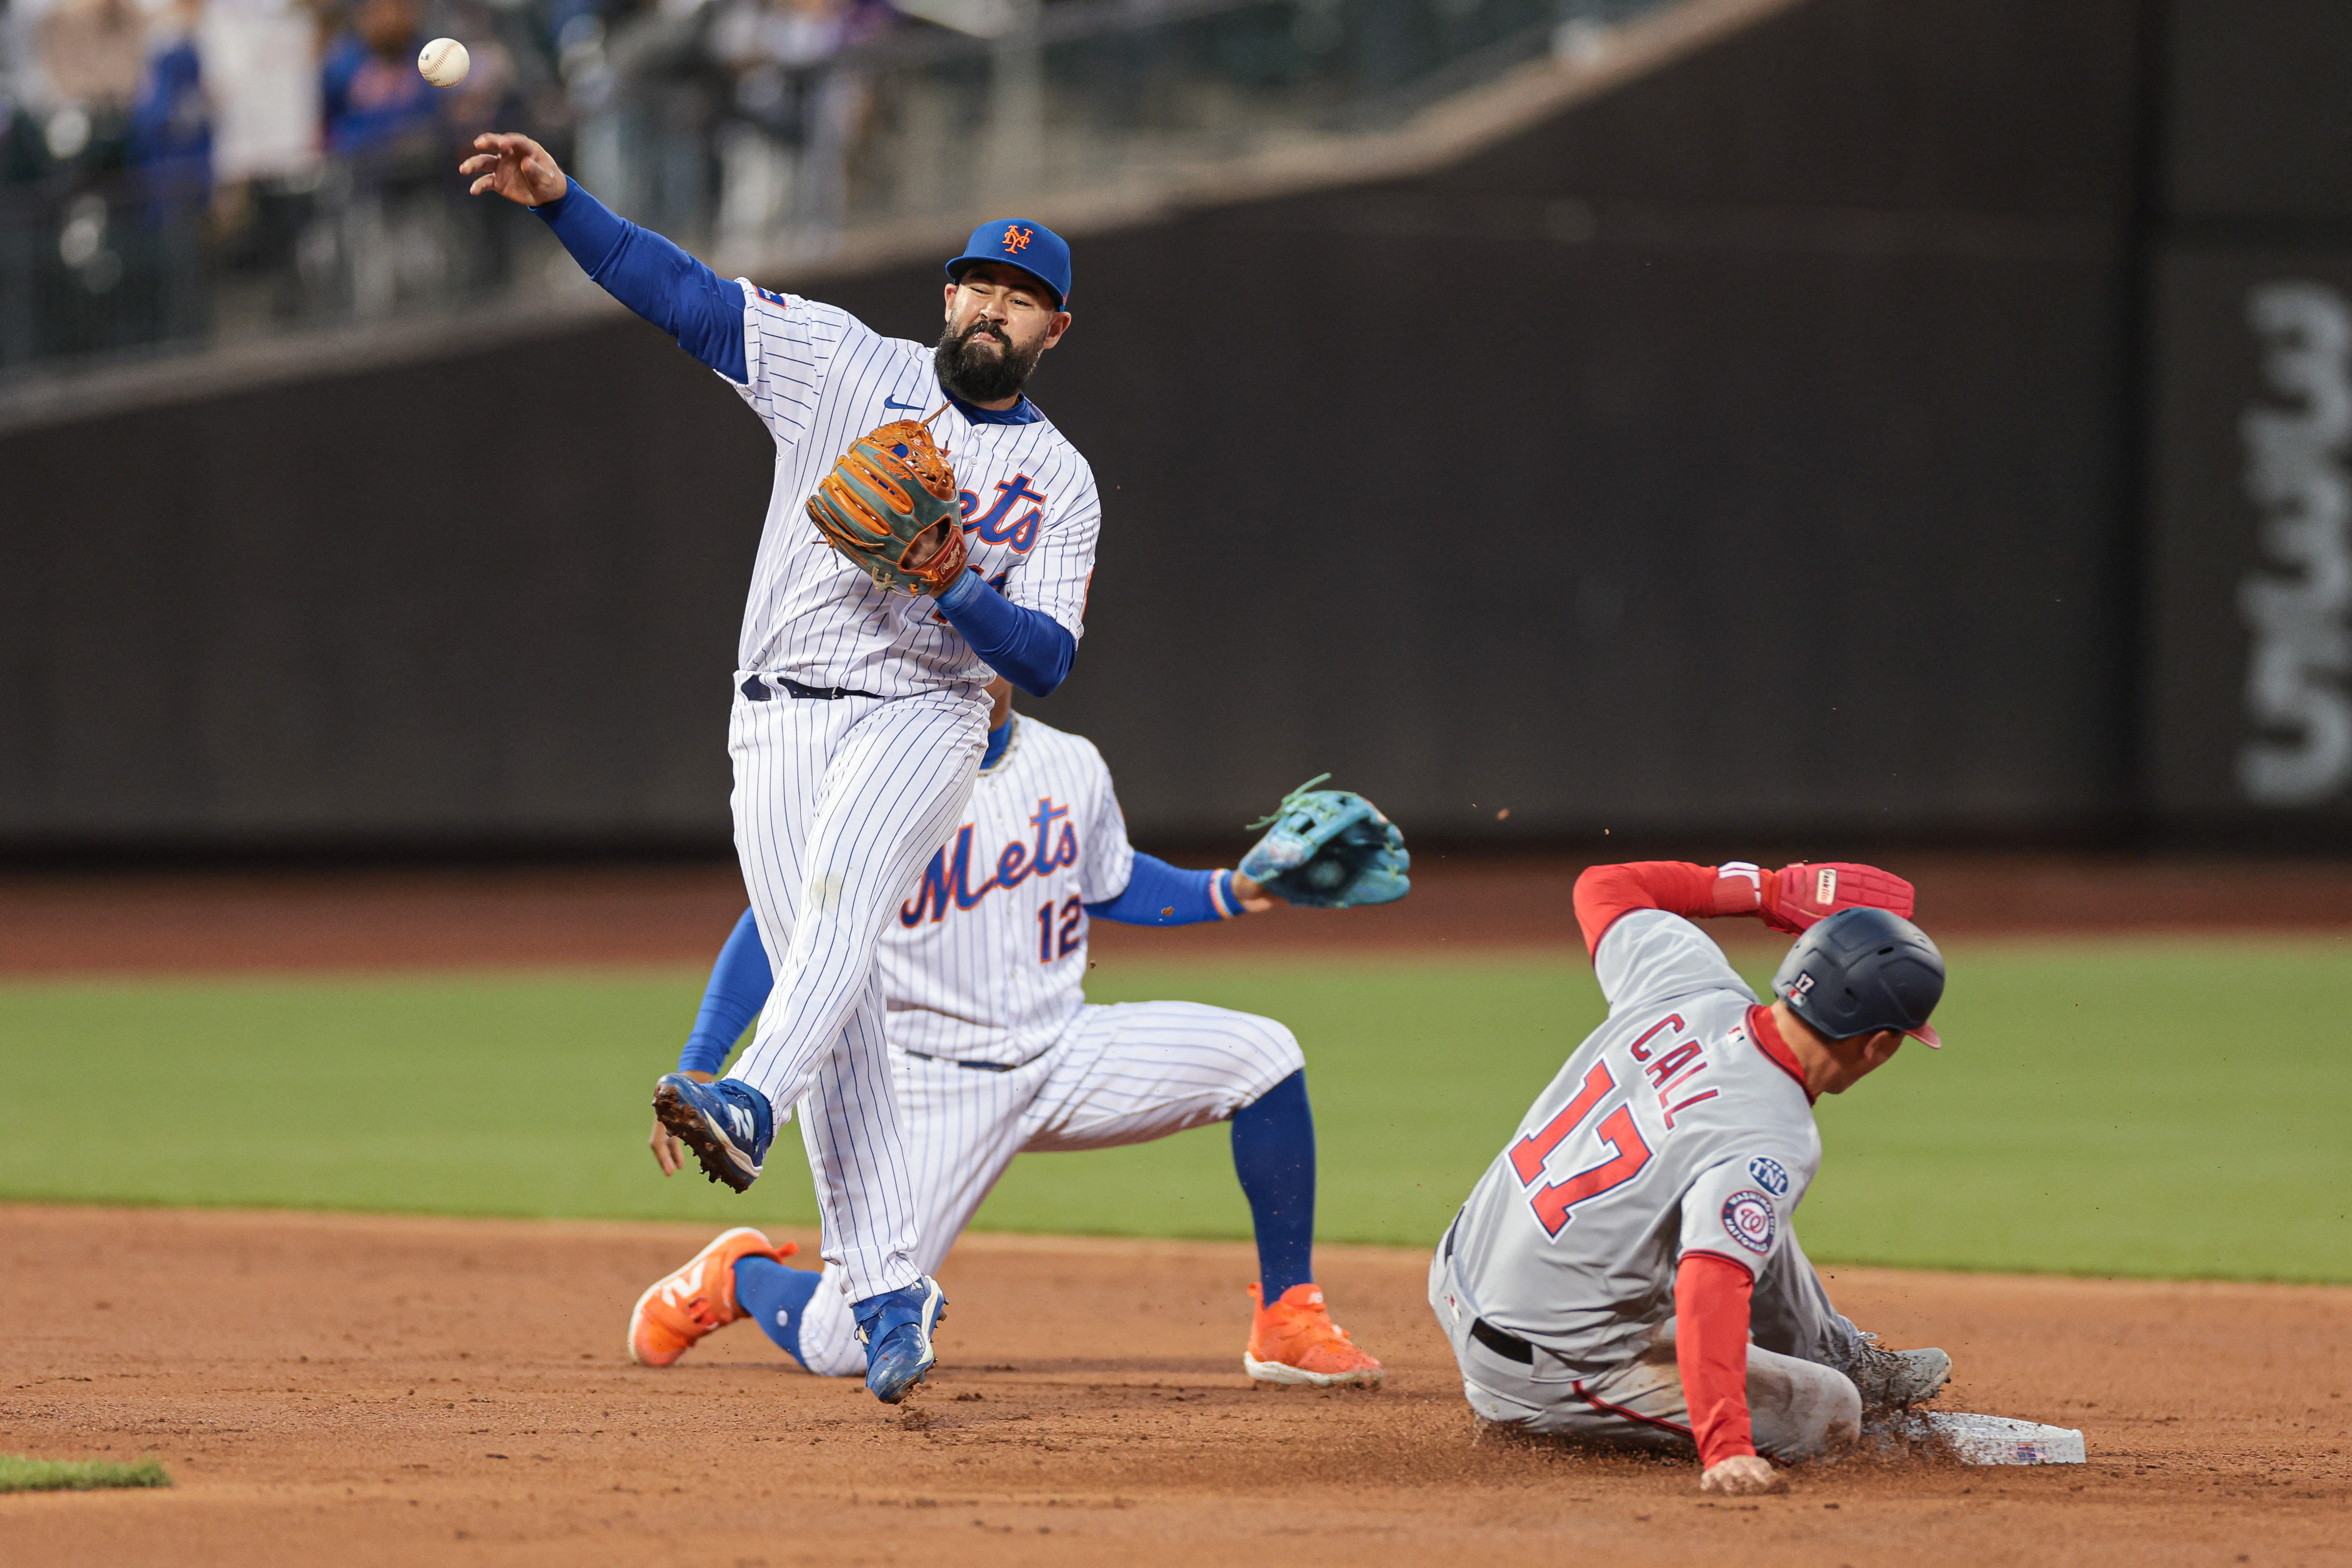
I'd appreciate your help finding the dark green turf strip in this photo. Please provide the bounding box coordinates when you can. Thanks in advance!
[0,1455,171,1492]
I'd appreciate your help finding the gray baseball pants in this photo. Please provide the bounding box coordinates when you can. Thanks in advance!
[1427,1224,1865,1460]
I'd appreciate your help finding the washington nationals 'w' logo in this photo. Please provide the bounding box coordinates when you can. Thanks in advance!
[1001,226,1035,253]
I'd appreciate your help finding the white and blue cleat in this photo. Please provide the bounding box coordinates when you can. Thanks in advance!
[856,1277,947,1404]
[651,1074,774,1194]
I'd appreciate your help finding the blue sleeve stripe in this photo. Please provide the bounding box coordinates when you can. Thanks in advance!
[534,184,748,383]
[1084,853,1236,926]
[935,568,1076,696]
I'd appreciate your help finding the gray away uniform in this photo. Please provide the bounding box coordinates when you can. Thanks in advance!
[1428,909,1874,1458]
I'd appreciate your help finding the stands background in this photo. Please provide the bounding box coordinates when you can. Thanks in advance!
[5,0,2350,851]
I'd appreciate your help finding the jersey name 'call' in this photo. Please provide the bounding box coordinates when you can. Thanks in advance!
[1447,910,1822,1374]
[878,713,1134,1067]
[730,289,1103,698]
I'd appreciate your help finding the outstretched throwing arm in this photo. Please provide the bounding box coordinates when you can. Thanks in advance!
[461,132,749,381]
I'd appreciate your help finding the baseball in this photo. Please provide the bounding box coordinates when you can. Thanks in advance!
[417,37,470,88]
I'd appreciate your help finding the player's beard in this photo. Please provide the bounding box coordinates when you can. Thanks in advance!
[934,318,1043,404]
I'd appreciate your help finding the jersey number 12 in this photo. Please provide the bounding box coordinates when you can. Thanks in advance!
[1036,896,1083,962]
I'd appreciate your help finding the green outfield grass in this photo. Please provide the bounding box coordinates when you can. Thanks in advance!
[0,938,2345,1282]
[0,1455,170,1493]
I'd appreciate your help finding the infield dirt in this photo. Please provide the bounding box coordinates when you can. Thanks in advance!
[0,1205,2345,1567]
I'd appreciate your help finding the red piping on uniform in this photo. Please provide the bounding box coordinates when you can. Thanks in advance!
[1569,1382,1694,1437]
[1745,1005,1812,1101]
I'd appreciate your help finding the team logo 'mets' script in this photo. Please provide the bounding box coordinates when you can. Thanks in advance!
[900,797,1080,925]
[1721,1189,1777,1255]
[957,475,1049,554]
[1001,226,1034,254]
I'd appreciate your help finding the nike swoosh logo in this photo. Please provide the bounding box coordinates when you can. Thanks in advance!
[884,397,925,411]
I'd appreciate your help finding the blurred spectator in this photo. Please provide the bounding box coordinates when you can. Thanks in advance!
[320,0,439,158]
[32,0,147,167]
[128,0,210,207]
[431,0,519,138]
[712,0,891,249]
[201,0,322,188]
[39,0,145,113]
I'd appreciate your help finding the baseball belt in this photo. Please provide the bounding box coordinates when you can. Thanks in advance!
[741,676,885,702]
[1442,1211,1536,1364]
[901,1049,1018,1074]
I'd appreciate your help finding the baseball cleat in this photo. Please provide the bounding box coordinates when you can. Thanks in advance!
[1243,1282,1385,1388]
[855,1277,947,1404]
[628,1226,798,1367]
[651,1074,774,1193]
[1842,1333,1952,1412]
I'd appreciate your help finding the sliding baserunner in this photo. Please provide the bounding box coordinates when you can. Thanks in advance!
[628,680,1410,1388]
[1430,860,1953,1493]
[464,133,1098,1403]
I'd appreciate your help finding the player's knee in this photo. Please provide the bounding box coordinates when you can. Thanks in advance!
[1239,1014,1304,1077]
[1750,1357,1862,1460]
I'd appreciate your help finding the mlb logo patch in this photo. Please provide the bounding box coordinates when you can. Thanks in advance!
[754,285,788,307]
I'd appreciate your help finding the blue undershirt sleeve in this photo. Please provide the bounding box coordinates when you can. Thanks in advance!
[1085,853,1242,926]
[677,907,776,1075]
[934,569,1076,697]
[531,184,748,383]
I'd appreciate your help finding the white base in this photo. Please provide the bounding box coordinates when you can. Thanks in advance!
[1917,1410,2087,1465]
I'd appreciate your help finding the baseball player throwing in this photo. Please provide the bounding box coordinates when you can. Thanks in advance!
[627,679,1409,1389]
[1430,859,1952,1494]
[465,134,1099,1401]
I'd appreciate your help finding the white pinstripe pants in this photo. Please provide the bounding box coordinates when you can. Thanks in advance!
[784,999,1305,1376]
[727,678,989,1301]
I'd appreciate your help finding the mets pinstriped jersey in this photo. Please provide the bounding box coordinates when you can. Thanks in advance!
[878,712,1136,1068]
[729,288,1102,696]
[1447,910,1822,1374]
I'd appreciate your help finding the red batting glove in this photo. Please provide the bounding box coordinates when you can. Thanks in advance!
[1756,862,1915,934]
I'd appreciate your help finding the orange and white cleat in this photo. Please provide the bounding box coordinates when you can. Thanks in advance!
[1244,1282,1385,1388]
[628,1226,797,1367]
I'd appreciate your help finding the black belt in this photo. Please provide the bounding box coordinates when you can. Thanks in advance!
[1471,1317,1535,1364]
[741,676,884,702]
[902,1050,1017,1073]
[1443,1210,1535,1364]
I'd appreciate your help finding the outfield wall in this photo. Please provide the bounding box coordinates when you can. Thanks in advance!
[5,0,2330,853]
[2144,0,2352,842]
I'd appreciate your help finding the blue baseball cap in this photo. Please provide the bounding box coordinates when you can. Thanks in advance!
[1771,907,1945,1047]
[945,219,1070,309]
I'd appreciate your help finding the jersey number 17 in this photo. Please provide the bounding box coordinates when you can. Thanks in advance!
[1506,1017,1673,1236]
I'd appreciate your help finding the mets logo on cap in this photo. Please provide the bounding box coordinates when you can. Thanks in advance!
[945,219,1073,309]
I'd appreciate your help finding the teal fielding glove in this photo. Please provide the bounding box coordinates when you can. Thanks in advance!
[1238,775,1411,909]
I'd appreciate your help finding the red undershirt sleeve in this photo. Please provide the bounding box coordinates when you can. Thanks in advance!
[1675,1252,1758,1469]
[1573,862,1726,956]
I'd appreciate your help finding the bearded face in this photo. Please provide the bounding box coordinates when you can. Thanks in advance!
[934,315,1047,404]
